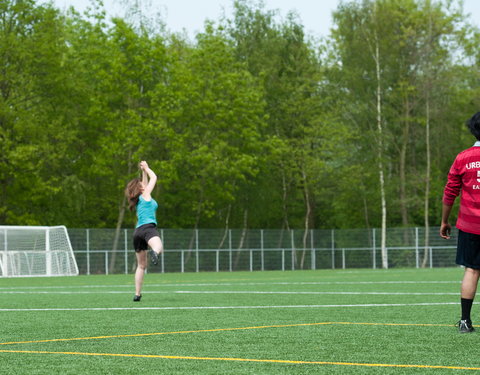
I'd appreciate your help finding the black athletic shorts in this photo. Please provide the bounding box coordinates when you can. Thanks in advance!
[457,229,480,269]
[133,223,159,252]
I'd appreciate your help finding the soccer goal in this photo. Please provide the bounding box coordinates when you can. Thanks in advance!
[0,226,79,277]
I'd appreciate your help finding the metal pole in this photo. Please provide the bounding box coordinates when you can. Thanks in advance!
[261,229,264,271]
[250,249,253,272]
[415,227,419,269]
[282,249,285,271]
[311,229,315,270]
[105,251,108,275]
[86,229,90,276]
[2,229,7,277]
[291,229,295,271]
[195,229,199,273]
[229,230,232,272]
[342,248,345,269]
[46,229,51,276]
[331,229,335,269]
[161,229,165,273]
[372,228,376,269]
[429,247,433,268]
[181,250,184,273]
[124,229,128,275]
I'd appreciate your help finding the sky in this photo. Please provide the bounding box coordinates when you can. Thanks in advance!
[45,0,480,39]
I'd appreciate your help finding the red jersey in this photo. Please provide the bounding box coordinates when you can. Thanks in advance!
[443,143,480,235]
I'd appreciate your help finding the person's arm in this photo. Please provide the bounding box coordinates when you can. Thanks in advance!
[141,164,148,186]
[440,203,453,239]
[440,158,461,240]
[140,161,157,200]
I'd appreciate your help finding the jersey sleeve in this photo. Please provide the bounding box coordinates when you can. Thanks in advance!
[443,157,462,206]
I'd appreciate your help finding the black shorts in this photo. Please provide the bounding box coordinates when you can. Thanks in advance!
[457,229,480,269]
[133,224,159,252]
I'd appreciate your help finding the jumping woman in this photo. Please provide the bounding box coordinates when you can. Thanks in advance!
[125,161,164,302]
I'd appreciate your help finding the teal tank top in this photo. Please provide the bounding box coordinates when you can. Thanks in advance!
[136,195,158,228]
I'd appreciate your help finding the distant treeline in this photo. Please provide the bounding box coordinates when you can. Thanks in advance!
[1,0,479,234]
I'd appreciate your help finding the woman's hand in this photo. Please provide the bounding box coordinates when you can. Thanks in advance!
[139,161,149,170]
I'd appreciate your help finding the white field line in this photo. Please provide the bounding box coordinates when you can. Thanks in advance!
[0,280,460,291]
[0,290,458,295]
[0,302,459,312]
[174,291,457,295]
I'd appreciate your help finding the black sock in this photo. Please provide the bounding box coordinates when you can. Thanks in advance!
[461,298,474,321]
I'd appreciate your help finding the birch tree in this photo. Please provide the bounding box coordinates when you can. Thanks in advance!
[332,0,390,268]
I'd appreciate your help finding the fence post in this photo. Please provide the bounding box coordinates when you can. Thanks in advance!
[2,228,7,277]
[342,248,345,269]
[86,229,90,276]
[429,246,433,268]
[250,249,253,272]
[105,251,108,275]
[181,250,184,273]
[195,229,199,273]
[331,229,335,269]
[45,228,51,276]
[261,229,264,271]
[311,229,315,270]
[124,229,128,275]
[229,229,232,272]
[372,228,376,269]
[415,227,419,269]
[282,249,285,271]
[216,250,219,272]
[291,229,295,271]
[161,229,165,273]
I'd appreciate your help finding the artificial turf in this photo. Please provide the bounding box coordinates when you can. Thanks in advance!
[0,268,475,374]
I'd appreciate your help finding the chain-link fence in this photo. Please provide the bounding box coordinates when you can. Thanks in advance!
[67,227,458,275]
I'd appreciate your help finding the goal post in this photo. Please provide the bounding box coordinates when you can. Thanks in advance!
[0,225,79,277]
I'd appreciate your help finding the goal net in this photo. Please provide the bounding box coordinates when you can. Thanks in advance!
[0,226,79,277]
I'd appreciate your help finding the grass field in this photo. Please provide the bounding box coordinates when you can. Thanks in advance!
[0,267,477,374]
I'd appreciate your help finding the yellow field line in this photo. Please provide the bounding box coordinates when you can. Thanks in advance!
[0,322,334,345]
[0,349,478,371]
[0,321,451,346]
[334,322,451,327]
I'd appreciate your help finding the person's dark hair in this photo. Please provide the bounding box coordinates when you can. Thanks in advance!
[467,112,480,141]
[125,178,142,211]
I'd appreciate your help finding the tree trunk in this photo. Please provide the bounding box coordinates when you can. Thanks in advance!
[275,170,290,249]
[110,156,133,273]
[110,195,127,273]
[300,167,311,270]
[217,204,231,249]
[373,10,388,269]
[281,168,290,231]
[185,188,204,266]
[422,98,431,268]
[422,3,432,268]
[399,96,410,226]
[362,186,370,230]
[233,209,248,270]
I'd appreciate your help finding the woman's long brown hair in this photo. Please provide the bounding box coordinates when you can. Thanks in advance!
[125,178,142,211]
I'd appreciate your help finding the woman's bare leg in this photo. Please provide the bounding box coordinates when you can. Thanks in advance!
[148,236,164,255]
[135,250,148,296]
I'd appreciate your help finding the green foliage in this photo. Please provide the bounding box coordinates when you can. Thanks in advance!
[0,0,479,230]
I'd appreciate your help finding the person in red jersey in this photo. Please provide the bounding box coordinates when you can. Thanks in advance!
[441,112,480,333]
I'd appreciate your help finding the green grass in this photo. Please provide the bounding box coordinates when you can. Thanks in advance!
[0,268,475,374]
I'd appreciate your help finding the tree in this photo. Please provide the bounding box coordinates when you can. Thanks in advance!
[0,0,80,225]
[149,24,266,231]
[332,0,394,267]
